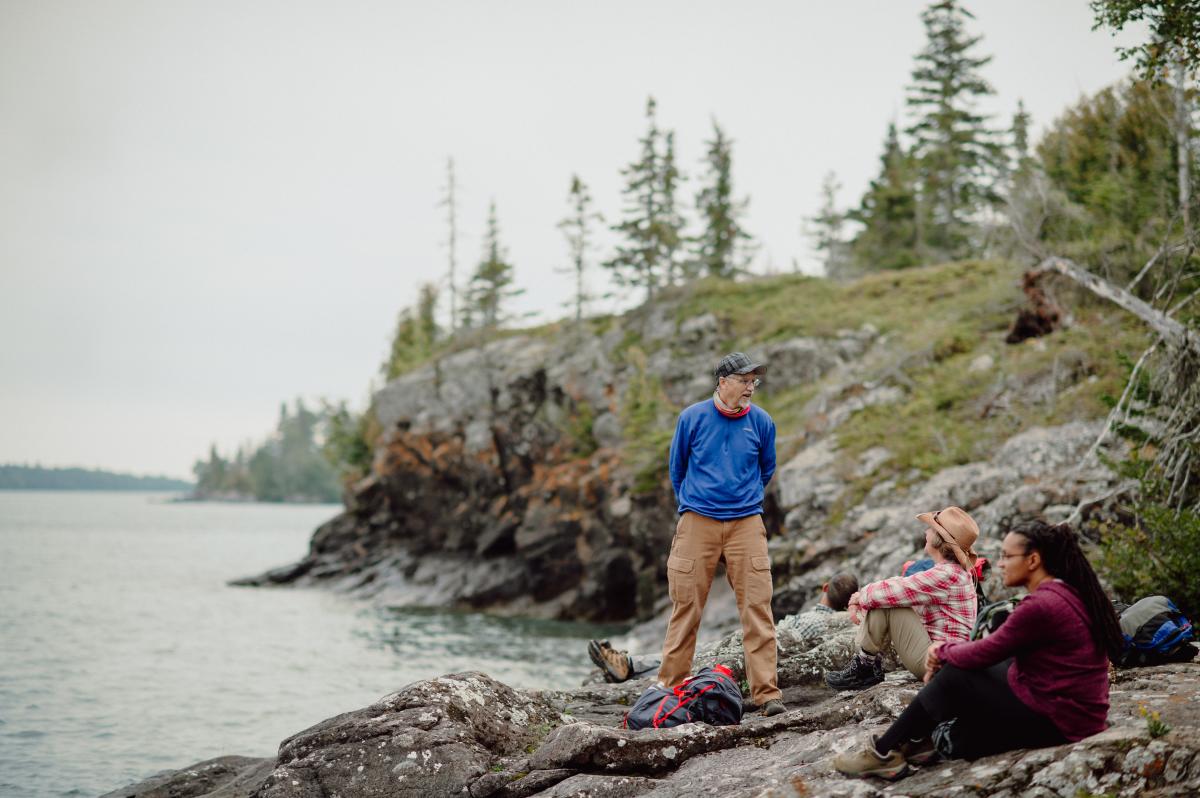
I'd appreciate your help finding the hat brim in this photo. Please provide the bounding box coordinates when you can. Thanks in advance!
[734,362,766,375]
[915,511,938,528]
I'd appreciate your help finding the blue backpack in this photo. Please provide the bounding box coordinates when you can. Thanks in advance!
[623,665,743,730]
[1116,595,1197,668]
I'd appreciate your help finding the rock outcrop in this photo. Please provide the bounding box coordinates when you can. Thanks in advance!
[106,660,1200,798]
[233,299,881,622]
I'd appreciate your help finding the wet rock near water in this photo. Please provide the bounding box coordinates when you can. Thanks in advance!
[108,661,1200,797]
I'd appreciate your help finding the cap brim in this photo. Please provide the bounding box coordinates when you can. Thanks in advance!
[736,363,766,375]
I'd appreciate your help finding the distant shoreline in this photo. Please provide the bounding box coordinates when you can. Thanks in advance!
[0,464,193,492]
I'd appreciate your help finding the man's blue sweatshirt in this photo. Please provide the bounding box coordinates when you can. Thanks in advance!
[669,399,777,519]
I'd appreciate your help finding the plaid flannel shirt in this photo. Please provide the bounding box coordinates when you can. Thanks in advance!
[858,561,977,643]
[777,604,834,640]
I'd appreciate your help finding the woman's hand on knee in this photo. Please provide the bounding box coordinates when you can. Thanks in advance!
[923,643,944,683]
[847,592,862,625]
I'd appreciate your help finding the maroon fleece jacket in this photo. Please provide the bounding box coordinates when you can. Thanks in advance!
[938,580,1109,741]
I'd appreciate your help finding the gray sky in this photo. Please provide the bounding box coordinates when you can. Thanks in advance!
[0,1,1142,479]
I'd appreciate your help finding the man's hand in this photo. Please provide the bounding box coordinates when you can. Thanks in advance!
[923,643,944,683]
[847,591,862,625]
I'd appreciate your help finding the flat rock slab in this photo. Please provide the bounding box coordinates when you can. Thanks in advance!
[105,663,1200,798]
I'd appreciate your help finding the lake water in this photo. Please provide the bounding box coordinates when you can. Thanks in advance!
[0,491,624,798]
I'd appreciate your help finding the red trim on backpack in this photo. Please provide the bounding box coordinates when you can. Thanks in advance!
[651,682,718,728]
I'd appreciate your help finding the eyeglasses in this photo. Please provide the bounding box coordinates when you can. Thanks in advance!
[724,375,762,388]
[999,551,1030,561]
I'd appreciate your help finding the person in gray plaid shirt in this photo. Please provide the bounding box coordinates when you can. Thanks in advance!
[777,572,859,640]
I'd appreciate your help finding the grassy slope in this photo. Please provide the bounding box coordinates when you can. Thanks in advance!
[675,259,1150,500]
[396,259,1151,503]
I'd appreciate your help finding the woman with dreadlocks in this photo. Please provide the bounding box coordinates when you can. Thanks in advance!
[834,520,1125,780]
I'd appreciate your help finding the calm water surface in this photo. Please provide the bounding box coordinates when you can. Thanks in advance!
[0,491,621,798]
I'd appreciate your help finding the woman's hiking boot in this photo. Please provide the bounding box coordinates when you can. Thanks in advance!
[832,735,909,780]
[824,652,884,690]
[898,736,940,766]
[588,639,632,683]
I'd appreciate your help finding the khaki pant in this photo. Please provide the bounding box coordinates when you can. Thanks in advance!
[856,606,932,679]
[657,511,781,705]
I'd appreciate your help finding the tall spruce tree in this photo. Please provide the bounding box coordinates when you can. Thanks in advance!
[1011,99,1033,170]
[849,124,921,272]
[659,131,688,284]
[440,157,460,332]
[693,120,752,278]
[557,175,602,325]
[606,97,687,299]
[806,172,850,277]
[906,0,1003,260]
[468,200,521,329]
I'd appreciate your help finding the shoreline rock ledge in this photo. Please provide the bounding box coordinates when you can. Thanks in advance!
[104,658,1200,798]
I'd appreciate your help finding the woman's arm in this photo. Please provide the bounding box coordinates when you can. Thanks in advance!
[857,564,962,611]
[937,594,1049,670]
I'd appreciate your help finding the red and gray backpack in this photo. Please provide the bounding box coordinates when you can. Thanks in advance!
[623,665,743,730]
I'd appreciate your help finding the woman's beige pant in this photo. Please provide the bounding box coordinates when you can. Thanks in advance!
[856,606,933,679]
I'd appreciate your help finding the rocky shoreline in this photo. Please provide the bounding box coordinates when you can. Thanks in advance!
[104,626,1200,797]
[161,265,1200,796]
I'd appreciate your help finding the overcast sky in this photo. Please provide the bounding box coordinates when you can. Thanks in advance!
[0,1,1142,479]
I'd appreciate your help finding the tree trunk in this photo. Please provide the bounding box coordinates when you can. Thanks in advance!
[1030,256,1194,351]
[1174,56,1192,241]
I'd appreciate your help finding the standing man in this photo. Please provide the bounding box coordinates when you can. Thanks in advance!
[657,352,785,716]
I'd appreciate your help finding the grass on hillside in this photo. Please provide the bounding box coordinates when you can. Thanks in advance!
[385,260,1153,502]
[677,260,1153,499]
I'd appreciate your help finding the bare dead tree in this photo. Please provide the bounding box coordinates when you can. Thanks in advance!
[1026,255,1200,513]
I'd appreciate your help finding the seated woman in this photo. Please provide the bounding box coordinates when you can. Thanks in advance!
[834,520,1125,779]
[825,506,980,689]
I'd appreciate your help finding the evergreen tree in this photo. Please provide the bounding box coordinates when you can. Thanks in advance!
[693,120,752,278]
[468,200,521,328]
[849,124,921,272]
[659,131,688,284]
[557,175,602,325]
[1011,99,1033,170]
[606,97,687,299]
[1036,78,1190,283]
[906,0,1004,259]
[440,157,460,332]
[416,282,439,347]
[806,172,850,277]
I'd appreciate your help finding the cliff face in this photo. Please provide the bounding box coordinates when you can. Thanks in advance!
[237,260,1139,622]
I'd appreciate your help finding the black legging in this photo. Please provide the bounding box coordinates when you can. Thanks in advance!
[876,659,1067,760]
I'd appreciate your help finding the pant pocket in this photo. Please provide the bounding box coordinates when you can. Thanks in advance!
[747,555,772,605]
[667,554,695,603]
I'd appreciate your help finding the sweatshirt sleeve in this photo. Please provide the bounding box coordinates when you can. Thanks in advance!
[858,565,958,610]
[669,412,690,500]
[759,416,776,487]
[939,594,1051,670]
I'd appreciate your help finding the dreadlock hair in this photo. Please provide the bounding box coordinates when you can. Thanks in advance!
[1009,519,1125,662]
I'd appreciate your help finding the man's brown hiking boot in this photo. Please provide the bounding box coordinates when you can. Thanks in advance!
[588,639,632,683]
[761,699,787,717]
